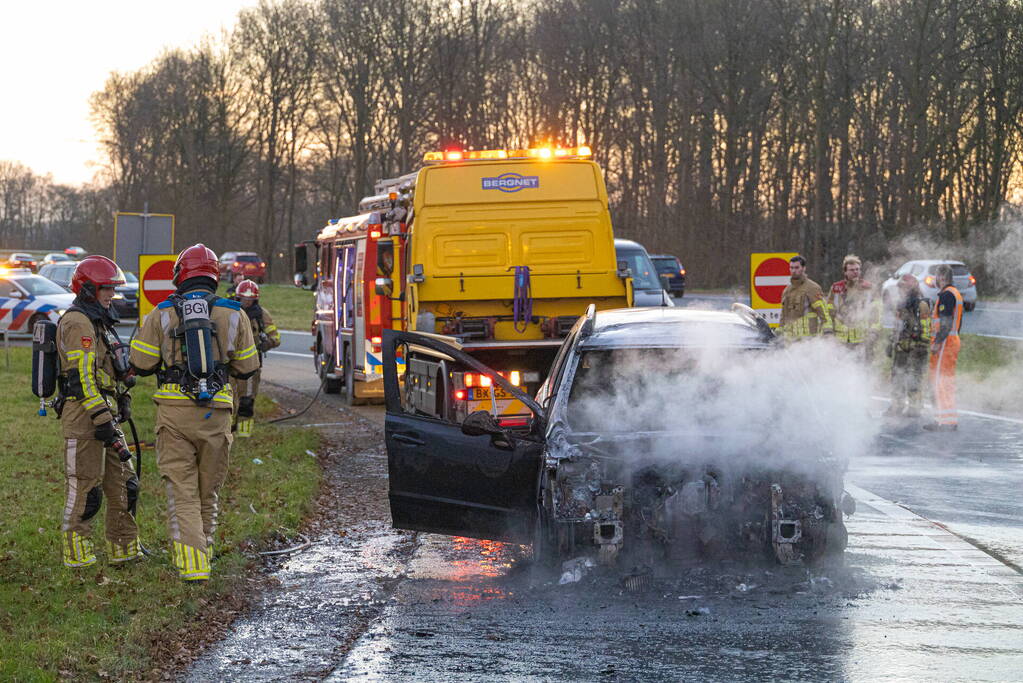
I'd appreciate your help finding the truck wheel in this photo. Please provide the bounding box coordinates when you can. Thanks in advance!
[317,339,341,394]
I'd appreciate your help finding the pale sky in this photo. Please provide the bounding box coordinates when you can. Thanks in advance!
[0,1,257,186]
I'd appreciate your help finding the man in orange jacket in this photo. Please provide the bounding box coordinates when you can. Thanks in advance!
[925,264,963,431]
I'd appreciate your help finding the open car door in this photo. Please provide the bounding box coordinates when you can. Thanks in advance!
[382,329,547,544]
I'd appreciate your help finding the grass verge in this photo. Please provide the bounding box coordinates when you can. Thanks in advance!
[0,347,320,680]
[221,282,314,332]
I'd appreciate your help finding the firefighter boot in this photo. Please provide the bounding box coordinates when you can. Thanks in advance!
[172,541,211,581]
[107,538,144,564]
[62,531,97,568]
[236,417,253,438]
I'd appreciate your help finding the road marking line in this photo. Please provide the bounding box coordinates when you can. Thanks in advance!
[972,333,1023,341]
[267,350,313,358]
[845,483,1023,596]
[871,395,1023,426]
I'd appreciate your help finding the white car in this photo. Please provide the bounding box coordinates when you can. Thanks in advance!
[881,260,977,312]
[0,273,75,335]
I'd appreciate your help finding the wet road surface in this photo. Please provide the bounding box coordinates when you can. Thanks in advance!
[180,343,1023,681]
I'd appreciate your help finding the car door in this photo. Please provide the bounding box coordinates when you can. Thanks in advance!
[382,329,547,544]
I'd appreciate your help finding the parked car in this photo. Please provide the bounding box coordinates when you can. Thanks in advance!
[881,260,977,312]
[64,246,87,258]
[650,254,686,297]
[38,262,76,290]
[219,251,267,283]
[42,252,73,265]
[6,253,38,272]
[380,306,851,569]
[0,273,75,334]
[615,239,673,307]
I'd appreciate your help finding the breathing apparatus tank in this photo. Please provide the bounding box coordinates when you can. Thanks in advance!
[177,293,218,402]
[32,320,58,415]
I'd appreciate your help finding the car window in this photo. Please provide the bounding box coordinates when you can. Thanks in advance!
[20,276,55,294]
[0,279,13,297]
[651,258,677,274]
[220,253,235,262]
[237,254,261,263]
[618,250,660,289]
[910,264,924,276]
[951,264,969,276]
[14,276,68,296]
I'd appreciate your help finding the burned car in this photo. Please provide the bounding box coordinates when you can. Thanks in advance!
[382,306,852,568]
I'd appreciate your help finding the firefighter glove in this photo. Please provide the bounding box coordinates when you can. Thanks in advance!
[95,419,118,445]
[238,396,255,419]
[117,393,132,422]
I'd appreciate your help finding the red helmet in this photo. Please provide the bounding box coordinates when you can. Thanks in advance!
[71,255,126,295]
[172,244,219,285]
[236,279,260,299]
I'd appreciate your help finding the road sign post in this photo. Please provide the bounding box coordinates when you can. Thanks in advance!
[138,254,178,323]
[749,252,798,328]
[114,212,175,275]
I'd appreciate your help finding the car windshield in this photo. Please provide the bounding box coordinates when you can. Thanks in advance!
[651,258,678,274]
[619,250,661,289]
[14,275,68,296]
[566,346,764,434]
[927,264,970,276]
[237,254,261,263]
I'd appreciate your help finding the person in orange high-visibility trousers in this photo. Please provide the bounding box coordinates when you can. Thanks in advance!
[925,264,964,431]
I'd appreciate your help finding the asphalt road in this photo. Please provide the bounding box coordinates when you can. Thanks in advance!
[185,326,1023,682]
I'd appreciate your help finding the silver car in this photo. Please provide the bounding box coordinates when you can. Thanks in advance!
[881,260,977,312]
[615,239,674,307]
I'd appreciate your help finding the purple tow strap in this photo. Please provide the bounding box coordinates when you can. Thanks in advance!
[512,266,532,333]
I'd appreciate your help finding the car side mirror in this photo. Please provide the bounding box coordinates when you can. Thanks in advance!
[616,260,632,279]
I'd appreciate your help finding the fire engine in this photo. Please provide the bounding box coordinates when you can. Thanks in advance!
[297,145,632,418]
[295,211,402,404]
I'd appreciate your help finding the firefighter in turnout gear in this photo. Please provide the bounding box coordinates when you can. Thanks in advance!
[57,255,142,567]
[828,254,881,357]
[129,244,259,581]
[231,279,280,437]
[925,264,964,432]
[886,274,931,417]
[779,255,833,339]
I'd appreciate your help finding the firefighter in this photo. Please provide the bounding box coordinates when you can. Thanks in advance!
[925,264,964,431]
[129,244,259,581]
[779,254,833,339]
[886,274,931,417]
[828,254,881,358]
[225,272,245,299]
[56,255,142,567]
[231,279,281,437]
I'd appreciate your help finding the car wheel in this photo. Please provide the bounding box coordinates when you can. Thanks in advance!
[317,338,341,394]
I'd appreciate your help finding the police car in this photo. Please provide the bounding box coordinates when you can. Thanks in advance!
[0,270,75,335]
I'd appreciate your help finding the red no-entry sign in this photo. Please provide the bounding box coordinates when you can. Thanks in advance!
[138,254,177,321]
[749,252,798,327]
[753,257,791,304]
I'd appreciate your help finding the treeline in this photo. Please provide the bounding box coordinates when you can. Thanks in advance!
[81,0,1023,284]
[0,162,112,253]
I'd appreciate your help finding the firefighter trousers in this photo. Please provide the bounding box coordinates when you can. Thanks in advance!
[891,346,928,411]
[154,404,233,580]
[929,336,960,426]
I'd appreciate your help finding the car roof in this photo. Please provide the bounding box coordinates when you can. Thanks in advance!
[902,259,966,267]
[580,307,770,349]
[648,254,678,260]
[614,238,647,251]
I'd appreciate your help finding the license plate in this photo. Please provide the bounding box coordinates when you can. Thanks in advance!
[469,386,514,401]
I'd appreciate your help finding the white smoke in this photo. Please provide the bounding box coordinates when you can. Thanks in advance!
[566,329,880,469]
